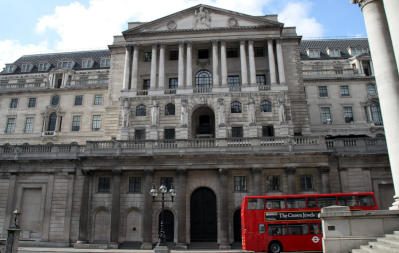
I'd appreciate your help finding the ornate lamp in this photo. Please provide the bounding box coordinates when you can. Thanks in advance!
[12,209,21,228]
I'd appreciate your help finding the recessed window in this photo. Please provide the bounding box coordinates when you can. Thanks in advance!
[227,48,238,58]
[340,86,350,96]
[94,95,103,105]
[100,59,110,67]
[160,177,173,190]
[25,117,34,133]
[318,86,328,97]
[98,177,110,192]
[300,175,314,190]
[262,126,274,137]
[21,64,31,72]
[321,107,332,124]
[195,70,212,87]
[48,112,57,131]
[232,127,243,137]
[254,47,264,57]
[57,61,73,69]
[82,60,93,68]
[75,95,83,106]
[198,49,209,59]
[143,79,150,90]
[135,129,146,140]
[261,101,272,112]
[256,75,266,86]
[267,176,280,191]
[52,96,59,106]
[136,105,146,116]
[92,115,101,131]
[329,49,340,57]
[6,118,15,133]
[144,52,152,62]
[5,65,14,73]
[165,103,175,115]
[234,176,247,191]
[371,102,383,125]
[344,107,354,124]
[28,98,36,108]
[169,78,178,92]
[367,84,377,94]
[38,63,49,71]
[165,129,175,139]
[231,101,242,113]
[129,177,141,192]
[351,47,368,56]
[308,49,320,58]
[72,116,81,131]
[169,50,178,61]
[10,99,18,108]
[228,76,240,87]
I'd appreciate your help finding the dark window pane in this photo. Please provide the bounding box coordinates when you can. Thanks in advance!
[94,95,103,105]
[317,197,337,208]
[319,86,328,97]
[340,86,350,96]
[198,49,209,59]
[286,198,306,209]
[135,129,146,140]
[98,177,110,192]
[170,50,178,60]
[160,177,173,190]
[267,176,280,190]
[48,112,57,131]
[228,76,240,86]
[143,80,150,90]
[289,223,309,235]
[338,196,358,207]
[307,197,316,208]
[262,126,274,137]
[247,198,264,210]
[227,48,238,58]
[358,195,375,206]
[72,116,81,131]
[92,115,101,131]
[300,175,314,190]
[169,78,178,90]
[321,107,332,124]
[165,129,175,139]
[136,105,146,116]
[75,95,83,106]
[234,176,247,191]
[29,98,36,108]
[232,127,243,137]
[268,224,287,235]
[254,47,264,57]
[195,70,212,87]
[129,177,141,192]
[256,75,266,85]
[10,99,18,108]
[52,96,59,105]
[310,223,320,234]
[165,103,175,115]
[266,198,285,209]
[231,101,242,113]
[344,107,354,123]
[144,52,152,62]
[261,101,272,112]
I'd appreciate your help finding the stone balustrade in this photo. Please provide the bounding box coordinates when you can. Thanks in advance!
[302,68,358,77]
[326,138,386,153]
[0,82,47,90]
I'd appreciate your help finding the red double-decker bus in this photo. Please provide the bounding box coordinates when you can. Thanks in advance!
[241,192,378,253]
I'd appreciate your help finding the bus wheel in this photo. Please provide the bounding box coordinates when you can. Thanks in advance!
[268,241,282,253]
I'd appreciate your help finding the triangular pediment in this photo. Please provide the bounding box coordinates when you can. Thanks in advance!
[123,4,283,34]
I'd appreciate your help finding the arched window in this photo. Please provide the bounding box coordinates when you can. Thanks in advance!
[165,103,175,115]
[367,84,376,94]
[195,70,212,88]
[261,100,272,112]
[231,101,242,113]
[370,102,382,125]
[52,95,59,105]
[136,105,146,116]
[48,112,57,131]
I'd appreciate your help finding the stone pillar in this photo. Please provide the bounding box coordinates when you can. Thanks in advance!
[42,172,54,241]
[339,168,349,193]
[178,42,185,88]
[252,168,262,196]
[384,0,399,68]
[150,43,158,90]
[239,39,248,86]
[370,60,375,76]
[267,39,277,85]
[276,39,286,85]
[359,60,364,75]
[211,40,219,86]
[320,166,331,194]
[247,39,257,86]
[4,172,18,235]
[186,41,193,88]
[123,45,132,90]
[366,104,374,123]
[176,169,187,249]
[130,44,139,91]
[158,43,165,90]
[218,169,231,249]
[110,170,121,244]
[141,169,153,249]
[76,170,91,244]
[63,172,75,242]
[285,167,297,195]
[220,40,228,86]
[352,0,399,209]
[362,167,373,192]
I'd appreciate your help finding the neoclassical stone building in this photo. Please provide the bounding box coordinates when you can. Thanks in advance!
[0,4,393,249]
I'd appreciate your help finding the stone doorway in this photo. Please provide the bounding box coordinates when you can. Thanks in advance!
[233,209,242,242]
[191,106,215,138]
[159,210,174,242]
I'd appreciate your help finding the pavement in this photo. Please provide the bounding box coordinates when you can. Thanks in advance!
[18,248,250,253]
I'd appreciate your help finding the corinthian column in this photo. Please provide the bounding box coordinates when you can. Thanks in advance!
[158,43,165,90]
[351,0,399,210]
[220,40,228,86]
[247,39,257,86]
[267,39,277,85]
[239,39,248,86]
[211,40,219,86]
[130,44,139,90]
[186,41,193,88]
[150,43,158,89]
[383,0,399,68]
[123,45,132,90]
[276,39,286,84]
[178,41,185,88]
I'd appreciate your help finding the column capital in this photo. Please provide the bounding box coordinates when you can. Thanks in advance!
[81,169,92,177]
[350,0,379,10]
[10,172,19,176]
[338,167,348,171]
[176,169,187,177]
[220,39,227,45]
[112,169,122,177]
[185,40,193,45]
[211,39,219,43]
[320,166,331,174]
[144,169,153,177]
[285,167,296,175]
[362,167,371,171]
[218,168,228,176]
[132,43,140,48]
[151,43,158,48]
[252,168,262,175]
[124,45,132,51]
[267,39,274,44]
[239,38,246,45]
[177,41,185,45]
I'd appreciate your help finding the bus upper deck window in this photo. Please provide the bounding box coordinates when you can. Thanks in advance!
[358,195,375,206]
[317,197,337,208]
[247,198,264,210]
[338,196,358,207]
[265,198,285,209]
[286,198,306,209]
[307,197,316,208]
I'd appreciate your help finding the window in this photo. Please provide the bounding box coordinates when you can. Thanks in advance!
[351,47,368,56]
[135,129,146,140]
[169,50,178,60]
[289,224,309,235]
[136,105,146,116]
[309,49,320,58]
[100,58,110,67]
[198,49,209,59]
[247,198,264,210]
[72,116,81,131]
[286,198,306,209]
[227,48,238,58]
[261,101,272,112]
[318,86,328,97]
[144,52,152,62]
[160,177,173,190]
[256,75,266,86]
[310,223,320,234]
[266,198,285,209]
[231,101,242,113]
[340,86,350,96]
[51,96,59,106]
[268,224,287,236]
[267,176,280,190]
[143,79,150,90]
[38,63,49,71]
[367,84,377,94]
[75,95,83,106]
[25,117,34,133]
[98,177,110,192]
[6,118,15,133]
[329,49,340,57]
[35,80,42,87]
[165,103,175,115]
[92,115,101,131]
[129,177,141,192]
[28,98,36,108]
[10,99,18,108]
[232,127,243,137]
[254,47,264,57]
[344,107,354,123]
[48,112,57,131]
[169,78,178,90]
[234,176,247,191]
[300,175,314,190]
[94,95,103,105]
[5,65,14,73]
[228,76,240,87]
[262,126,274,137]
[371,102,383,125]
[338,196,358,207]
[321,107,332,124]
[259,224,266,234]
[308,197,316,208]
[57,61,73,69]
[358,195,375,206]
[317,197,337,208]
[195,70,212,87]
[21,64,30,72]
[164,129,175,139]
[82,60,93,68]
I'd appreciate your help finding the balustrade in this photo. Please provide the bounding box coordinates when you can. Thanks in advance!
[302,69,356,76]
[0,82,46,90]
[193,87,212,94]
[258,85,271,91]
[164,89,176,94]
[229,86,241,92]
[136,90,148,96]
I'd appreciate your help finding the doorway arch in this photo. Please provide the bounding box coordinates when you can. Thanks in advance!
[125,209,142,242]
[93,208,110,243]
[233,209,242,242]
[191,106,215,138]
[158,210,174,242]
[190,187,217,242]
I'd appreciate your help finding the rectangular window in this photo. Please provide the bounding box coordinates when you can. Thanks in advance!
[254,47,264,57]
[82,60,92,68]
[21,64,30,72]
[129,177,141,192]
[5,65,14,73]
[98,177,110,192]
[198,49,209,59]
[340,86,350,96]
[262,126,274,137]
[143,80,150,90]
[169,78,178,89]
[227,48,238,58]
[256,75,266,86]
[300,175,314,190]
[75,95,83,106]
[160,177,173,190]
[228,76,240,87]
[6,118,15,133]
[329,49,340,57]
[317,197,337,208]
[169,50,178,60]
[92,115,101,131]
[144,52,152,62]
[100,59,110,67]
[165,129,175,139]
[286,198,306,209]
[268,224,287,236]
[337,195,358,207]
[247,198,264,210]
[234,176,247,191]
[310,223,320,234]
[58,61,73,69]
[72,116,81,131]
[266,198,285,209]
[321,107,332,124]
[94,95,103,105]
[18,80,25,88]
[38,63,48,71]
[318,86,328,97]
[232,127,243,138]
[259,224,266,234]
[10,99,18,108]
[28,98,36,108]
[358,195,375,206]
[344,107,354,124]
[25,117,34,133]
[335,67,344,74]
[289,223,309,235]
[309,49,320,58]
[135,129,146,140]
[267,176,280,191]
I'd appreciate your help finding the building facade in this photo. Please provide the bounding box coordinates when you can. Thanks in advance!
[0,4,394,249]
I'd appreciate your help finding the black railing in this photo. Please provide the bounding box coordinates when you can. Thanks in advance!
[196,125,213,135]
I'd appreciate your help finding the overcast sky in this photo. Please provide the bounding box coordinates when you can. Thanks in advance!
[0,0,367,68]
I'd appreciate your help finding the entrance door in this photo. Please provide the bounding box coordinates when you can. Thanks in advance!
[159,210,174,242]
[190,187,217,242]
[234,209,242,242]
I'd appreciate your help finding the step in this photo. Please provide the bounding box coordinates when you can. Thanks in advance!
[377,237,399,246]
[353,248,372,253]
[231,242,242,249]
[394,231,399,235]
[118,241,142,249]
[359,244,393,253]
[369,242,399,252]
[386,234,399,240]
[188,242,219,249]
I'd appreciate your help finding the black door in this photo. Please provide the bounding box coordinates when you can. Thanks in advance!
[234,209,242,242]
[159,210,174,242]
[190,187,217,242]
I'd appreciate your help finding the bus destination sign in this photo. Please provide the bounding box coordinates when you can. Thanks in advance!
[265,211,320,221]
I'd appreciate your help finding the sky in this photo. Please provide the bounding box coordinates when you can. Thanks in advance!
[0,0,367,68]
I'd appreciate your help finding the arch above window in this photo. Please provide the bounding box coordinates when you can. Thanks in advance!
[165,103,175,116]
[195,70,212,88]
[136,104,146,116]
[52,95,59,106]
[231,101,242,113]
[261,100,272,112]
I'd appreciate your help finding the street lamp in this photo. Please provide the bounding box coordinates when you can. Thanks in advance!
[12,209,21,229]
[150,182,177,247]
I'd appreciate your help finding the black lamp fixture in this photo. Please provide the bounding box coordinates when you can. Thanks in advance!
[12,209,21,229]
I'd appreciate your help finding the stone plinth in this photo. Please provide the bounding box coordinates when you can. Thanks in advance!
[154,245,170,253]
[248,125,257,137]
[120,128,129,140]
[178,127,188,139]
[217,127,227,138]
[149,126,158,140]
[6,227,21,253]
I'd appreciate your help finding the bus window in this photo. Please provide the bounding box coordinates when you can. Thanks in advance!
[268,224,287,236]
[289,223,309,235]
[310,223,320,234]
[286,198,306,209]
[317,197,337,208]
[259,224,266,234]
[247,198,264,210]
[307,197,316,208]
[338,195,358,207]
[358,195,375,206]
[265,198,285,209]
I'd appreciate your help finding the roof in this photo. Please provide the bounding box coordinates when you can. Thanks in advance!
[1,49,111,75]
[299,38,369,60]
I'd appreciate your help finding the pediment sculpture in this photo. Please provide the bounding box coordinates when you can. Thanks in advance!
[193,7,211,28]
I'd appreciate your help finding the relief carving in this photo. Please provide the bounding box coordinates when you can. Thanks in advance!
[193,6,211,28]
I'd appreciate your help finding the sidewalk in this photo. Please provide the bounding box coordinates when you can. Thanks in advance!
[18,247,250,253]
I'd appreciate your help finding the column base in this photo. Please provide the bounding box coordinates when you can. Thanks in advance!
[219,243,231,249]
[108,242,119,249]
[154,245,170,253]
[175,243,187,249]
[75,240,87,244]
[141,242,153,249]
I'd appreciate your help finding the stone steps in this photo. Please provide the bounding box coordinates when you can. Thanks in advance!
[351,231,399,253]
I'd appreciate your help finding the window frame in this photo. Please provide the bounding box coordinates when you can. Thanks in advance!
[100,58,111,67]
[98,177,111,193]
[74,95,83,106]
[267,175,280,191]
[321,107,332,124]
[300,175,314,190]
[21,64,31,72]
[261,100,272,113]
[38,62,49,71]
[318,86,328,98]
[135,129,146,140]
[367,84,377,95]
[328,48,341,57]
[51,95,60,106]
[6,118,16,134]
[136,104,147,116]
[57,61,74,69]
[256,75,267,86]
[343,106,354,124]
[10,98,18,109]
[144,52,152,62]
[164,129,175,140]
[160,177,173,190]
[308,49,320,58]
[165,103,175,116]
[25,117,34,133]
[198,49,209,59]
[5,65,15,73]
[228,76,240,87]
[340,85,350,97]
[262,126,274,137]
[231,126,243,138]
[92,115,101,131]
[28,98,37,108]
[226,48,238,58]
[72,115,81,131]
[231,101,242,113]
[82,59,93,69]
[94,94,103,105]
[129,177,142,193]
[234,176,247,191]
[143,79,151,90]
[169,50,178,61]
[254,47,264,57]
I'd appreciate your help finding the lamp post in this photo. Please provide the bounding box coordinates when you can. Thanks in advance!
[6,209,21,253]
[11,209,20,229]
[150,182,176,247]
